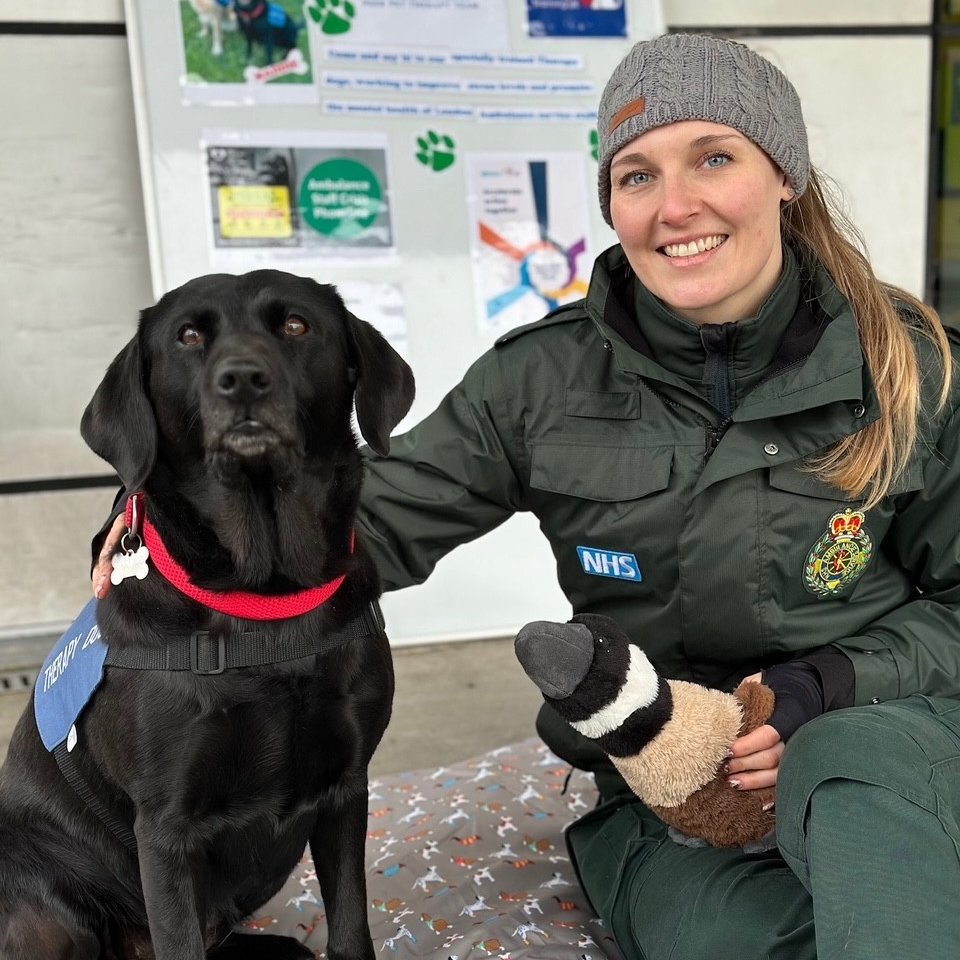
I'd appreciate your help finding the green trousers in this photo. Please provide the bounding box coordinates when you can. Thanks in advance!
[565,696,960,960]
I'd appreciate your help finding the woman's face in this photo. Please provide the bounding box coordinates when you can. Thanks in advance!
[609,120,794,325]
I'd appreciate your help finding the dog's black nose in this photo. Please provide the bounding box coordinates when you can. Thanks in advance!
[215,358,272,402]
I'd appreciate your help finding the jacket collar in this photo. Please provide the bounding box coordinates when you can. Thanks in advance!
[584,244,882,494]
[629,244,801,402]
[585,243,877,423]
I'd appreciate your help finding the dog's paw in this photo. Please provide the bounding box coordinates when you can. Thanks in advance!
[307,0,356,35]
[416,130,456,172]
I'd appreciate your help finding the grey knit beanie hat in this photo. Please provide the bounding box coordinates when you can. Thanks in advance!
[598,33,809,225]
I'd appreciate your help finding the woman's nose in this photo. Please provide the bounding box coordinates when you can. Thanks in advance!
[657,175,702,224]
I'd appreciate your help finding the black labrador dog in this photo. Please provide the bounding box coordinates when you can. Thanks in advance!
[0,271,414,959]
[234,0,301,65]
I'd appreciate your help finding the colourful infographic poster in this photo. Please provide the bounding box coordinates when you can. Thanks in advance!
[465,152,592,339]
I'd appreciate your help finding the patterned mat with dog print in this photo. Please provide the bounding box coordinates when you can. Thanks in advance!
[243,737,624,958]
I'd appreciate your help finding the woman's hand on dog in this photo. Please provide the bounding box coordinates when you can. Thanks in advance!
[93,514,126,598]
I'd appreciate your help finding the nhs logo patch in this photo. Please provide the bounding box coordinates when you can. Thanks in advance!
[577,546,642,582]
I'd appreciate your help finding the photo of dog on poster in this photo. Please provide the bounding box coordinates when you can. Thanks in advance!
[180,0,313,86]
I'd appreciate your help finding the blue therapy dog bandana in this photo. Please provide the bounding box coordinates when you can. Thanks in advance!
[34,599,107,753]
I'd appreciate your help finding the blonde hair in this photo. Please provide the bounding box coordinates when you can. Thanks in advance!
[781,168,954,509]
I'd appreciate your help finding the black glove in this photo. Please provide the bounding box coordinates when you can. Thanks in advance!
[761,661,825,742]
[761,646,856,742]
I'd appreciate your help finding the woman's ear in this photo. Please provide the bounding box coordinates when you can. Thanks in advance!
[780,176,795,204]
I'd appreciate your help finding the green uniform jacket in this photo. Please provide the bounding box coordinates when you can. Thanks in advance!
[357,244,960,737]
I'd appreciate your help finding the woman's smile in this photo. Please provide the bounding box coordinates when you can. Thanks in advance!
[659,234,728,260]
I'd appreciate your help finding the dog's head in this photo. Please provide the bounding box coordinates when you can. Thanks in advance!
[233,0,263,16]
[81,271,414,491]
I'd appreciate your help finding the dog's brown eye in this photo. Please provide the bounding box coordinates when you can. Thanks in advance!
[283,316,309,337]
[178,325,204,346]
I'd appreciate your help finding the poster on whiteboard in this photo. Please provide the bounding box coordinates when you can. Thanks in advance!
[526,0,630,38]
[465,152,593,339]
[202,130,396,268]
[178,0,320,105]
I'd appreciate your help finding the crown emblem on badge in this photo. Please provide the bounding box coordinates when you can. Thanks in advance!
[831,511,863,536]
[803,509,873,599]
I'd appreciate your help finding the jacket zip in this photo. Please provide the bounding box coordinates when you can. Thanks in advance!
[699,324,736,461]
[705,417,733,457]
[621,305,817,463]
[640,355,812,462]
[700,324,735,416]
[638,379,724,460]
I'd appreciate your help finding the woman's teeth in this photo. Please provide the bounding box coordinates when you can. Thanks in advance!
[661,235,727,258]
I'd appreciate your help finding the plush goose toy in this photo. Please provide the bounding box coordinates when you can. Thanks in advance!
[515,613,776,848]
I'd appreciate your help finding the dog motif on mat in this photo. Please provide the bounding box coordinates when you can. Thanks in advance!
[0,270,414,959]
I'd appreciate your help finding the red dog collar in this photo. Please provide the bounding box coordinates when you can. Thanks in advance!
[124,493,349,620]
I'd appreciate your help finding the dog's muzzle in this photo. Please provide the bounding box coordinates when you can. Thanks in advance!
[203,345,295,462]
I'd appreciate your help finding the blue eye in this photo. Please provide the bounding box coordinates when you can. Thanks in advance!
[619,170,650,187]
[705,153,731,168]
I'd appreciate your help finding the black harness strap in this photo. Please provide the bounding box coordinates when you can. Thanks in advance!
[104,603,384,674]
[54,602,386,855]
[53,742,138,852]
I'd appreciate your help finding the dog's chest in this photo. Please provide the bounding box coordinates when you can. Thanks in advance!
[85,667,360,830]
[180,678,354,804]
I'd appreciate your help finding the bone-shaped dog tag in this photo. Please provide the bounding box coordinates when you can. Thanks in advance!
[110,545,150,585]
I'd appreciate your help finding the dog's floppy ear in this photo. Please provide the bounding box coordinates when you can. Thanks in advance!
[80,333,157,491]
[345,310,415,456]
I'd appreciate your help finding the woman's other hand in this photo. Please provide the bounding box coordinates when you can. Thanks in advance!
[726,722,784,792]
[727,660,826,795]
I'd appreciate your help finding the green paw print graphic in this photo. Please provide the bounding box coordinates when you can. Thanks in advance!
[307,0,356,35]
[416,131,456,173]
[589,129,600,162]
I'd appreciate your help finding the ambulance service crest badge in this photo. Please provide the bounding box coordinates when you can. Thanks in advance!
[803,509,873,598]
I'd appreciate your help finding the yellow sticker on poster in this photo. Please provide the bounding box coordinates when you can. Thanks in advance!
[217,185,293,239]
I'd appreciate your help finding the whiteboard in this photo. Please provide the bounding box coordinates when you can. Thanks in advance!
[123,0,666,644]
[122,3,932,645]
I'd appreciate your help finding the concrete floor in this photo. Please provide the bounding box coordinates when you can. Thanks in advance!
[0,637,544,777]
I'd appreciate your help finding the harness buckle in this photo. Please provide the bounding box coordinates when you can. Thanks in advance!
[190,632,226,675]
